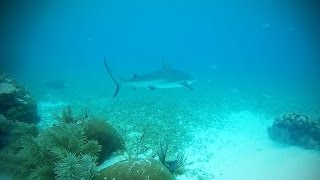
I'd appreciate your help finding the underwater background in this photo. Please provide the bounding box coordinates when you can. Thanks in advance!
[1,0,320,179]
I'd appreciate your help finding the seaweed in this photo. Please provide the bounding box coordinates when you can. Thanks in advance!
[54,153,98,180]
[158,141,188,175]
[0,150,31,178]
[0,108,102,179]
[54,106,75,124]
[0,124,101,179]
[29,164,55,180]
[43,123,101,157]
[0,106,126,179]
[128,128,148,159]
[0,115,38,151]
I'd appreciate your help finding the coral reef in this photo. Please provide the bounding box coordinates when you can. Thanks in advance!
[0,107,126,179]
[83,118,126,164]
[54,153,98,180]
[0,115,38,150]
[268,113,320,149]
[55,107,126,164]
[94,158,174,180]
[0,121,101,179]
[0,74,39,124]
[0,74,40,153]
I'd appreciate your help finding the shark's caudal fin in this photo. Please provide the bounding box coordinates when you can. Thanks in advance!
[103,58,121,98]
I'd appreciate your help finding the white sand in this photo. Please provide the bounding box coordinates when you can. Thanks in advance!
[178,111,320,180]
[36,97,320,180]
[37,99,67,128]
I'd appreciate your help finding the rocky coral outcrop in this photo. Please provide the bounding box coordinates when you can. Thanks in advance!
[268,113,320,149]
[95,158,174,180]
[0,74,39,123]
[0,114,38,150]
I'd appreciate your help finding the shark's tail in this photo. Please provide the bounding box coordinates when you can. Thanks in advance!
[103,58,122,97]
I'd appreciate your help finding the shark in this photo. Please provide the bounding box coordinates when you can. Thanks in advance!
[103,58,195,97]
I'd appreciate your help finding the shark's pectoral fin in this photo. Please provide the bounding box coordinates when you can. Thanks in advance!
[181,82,194,91]
[113,85,121,98]
[148,86,156,91]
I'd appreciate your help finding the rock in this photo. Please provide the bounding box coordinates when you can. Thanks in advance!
[284,120,291,127]
[0,114,5,121]
[291,114,297,120]
[95,158,174,180]
[308,138,319,147]
[284,113,290,120]
[0,74,39,124]
[267,113,320,150]
[0,114,38,150]
[0,83,17,94]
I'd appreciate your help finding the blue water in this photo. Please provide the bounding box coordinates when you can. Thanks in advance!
[1,0,319,91]
[1,1,320,179]
[0,1,319,111]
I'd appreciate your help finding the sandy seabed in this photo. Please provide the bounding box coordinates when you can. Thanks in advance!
[177,111,320,180]
[36,85,320,180]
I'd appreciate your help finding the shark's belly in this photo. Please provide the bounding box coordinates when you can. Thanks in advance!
[155,80,195,89]
[153,83,184,88]
[128,80,184,89]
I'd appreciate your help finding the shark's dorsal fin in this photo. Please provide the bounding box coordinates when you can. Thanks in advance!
[132,73,138,79]
[161,57,171,72]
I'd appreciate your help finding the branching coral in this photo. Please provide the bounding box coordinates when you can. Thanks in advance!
[0,124,101,179]
[54,106,75,124]
[54,153,98,180]
[43,123,101,157]
[0,106,126,179]
[0,107,104,179]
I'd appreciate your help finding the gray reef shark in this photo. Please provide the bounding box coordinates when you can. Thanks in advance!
[104,58,195,97]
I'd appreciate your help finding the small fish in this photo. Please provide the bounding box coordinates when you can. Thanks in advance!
[45,80,67,90]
